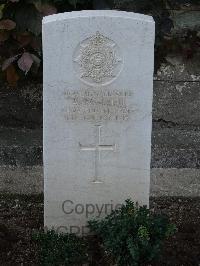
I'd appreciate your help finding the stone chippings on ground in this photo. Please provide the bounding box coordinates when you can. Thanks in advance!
[0,195,199,266]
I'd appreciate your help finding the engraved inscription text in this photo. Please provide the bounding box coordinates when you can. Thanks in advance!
[64,88,133,121]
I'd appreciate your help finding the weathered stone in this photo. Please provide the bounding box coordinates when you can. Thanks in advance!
[152,147,197,168]
[155,57,200,82]
[0,166,43,194]
[153,81,200,126]
[152,127,200,149]
[171,10,200,32]
[0,126,199,195]
[43,10,154,233]
[1,166,200,197]
[0,146,42,167]
[1,127,200,168]
[1,70,200,129]
[166,1,200,10]
[0,82,42,128]
[151,168,200,197]
[152,128,200,168]
[0,127,42,166]
[114,1,200,12]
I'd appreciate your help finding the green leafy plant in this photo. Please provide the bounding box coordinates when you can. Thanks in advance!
[88,199,177,266]
[33,230,89,266]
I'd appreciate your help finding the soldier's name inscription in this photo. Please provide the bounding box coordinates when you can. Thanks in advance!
[64,88,134,121]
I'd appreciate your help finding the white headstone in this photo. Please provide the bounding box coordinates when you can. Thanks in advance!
[43,10,154,235]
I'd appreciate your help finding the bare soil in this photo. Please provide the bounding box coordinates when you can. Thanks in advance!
[0,195,199,266]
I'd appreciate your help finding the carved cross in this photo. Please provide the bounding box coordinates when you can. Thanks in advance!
[79,125,116,183]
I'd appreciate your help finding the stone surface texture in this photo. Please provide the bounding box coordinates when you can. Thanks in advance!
[43,11,154,232]
[0,82,42,128]
[0,6,200,199]
[1,127,200,196]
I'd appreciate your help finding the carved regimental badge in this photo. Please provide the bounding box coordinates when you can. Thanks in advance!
[73,31,123,86]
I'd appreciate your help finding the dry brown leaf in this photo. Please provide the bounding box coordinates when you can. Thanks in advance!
[0,31,9,42]
[6,64,19,87]
[0,19,16,30]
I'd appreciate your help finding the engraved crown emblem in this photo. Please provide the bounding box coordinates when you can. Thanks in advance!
[73,31,122,85]
[90,31,106,46]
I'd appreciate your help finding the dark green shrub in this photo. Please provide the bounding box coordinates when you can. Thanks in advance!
[33,230,89,266]
[88,199,176,266]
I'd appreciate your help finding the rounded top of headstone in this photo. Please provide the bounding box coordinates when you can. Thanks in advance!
[42,10,154,25]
